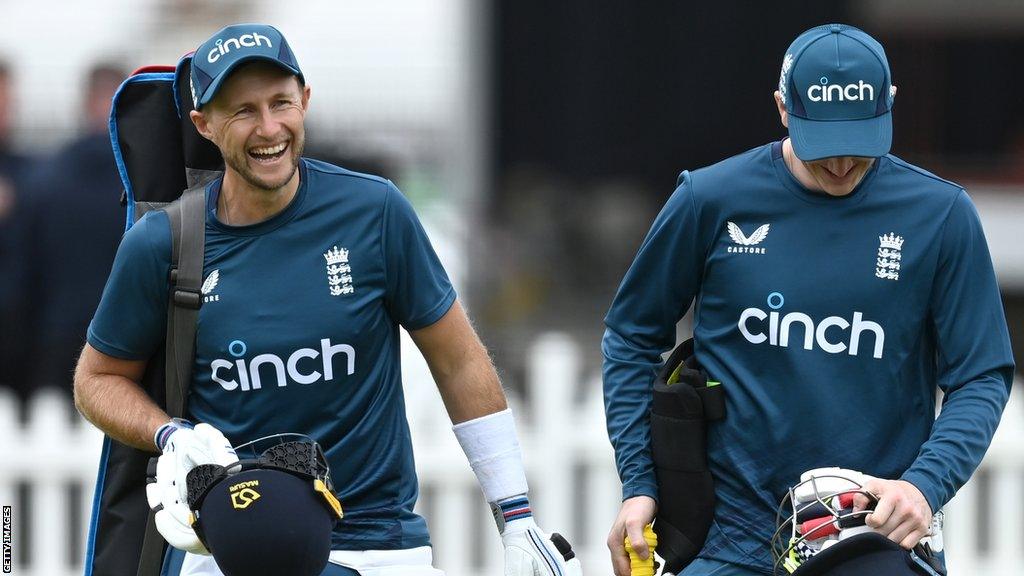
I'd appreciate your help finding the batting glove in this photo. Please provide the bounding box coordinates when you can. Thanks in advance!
[494,496,583,576]
[145,421,236,554]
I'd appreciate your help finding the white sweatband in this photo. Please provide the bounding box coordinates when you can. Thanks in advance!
[453,408,529,503]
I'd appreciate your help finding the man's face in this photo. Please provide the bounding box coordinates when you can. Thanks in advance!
[801,155,875,196]
[195,63,309,192]
[773,90,881,196]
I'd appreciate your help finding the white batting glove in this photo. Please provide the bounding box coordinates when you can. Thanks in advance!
[494,497,582,576]
[145,421,237,554]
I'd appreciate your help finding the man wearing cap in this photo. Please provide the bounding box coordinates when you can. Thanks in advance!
[602,23,1013,575]
[75,24,581,576]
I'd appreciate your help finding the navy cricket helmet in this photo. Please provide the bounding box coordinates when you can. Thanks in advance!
[185,434,344,576]
[770,470,945,576]
[787,532,944,576]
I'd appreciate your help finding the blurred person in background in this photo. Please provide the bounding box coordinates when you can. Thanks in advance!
[602,24,1013,576]
[14,62,126,396]
[0,60,21,220]
[0,58,37,402]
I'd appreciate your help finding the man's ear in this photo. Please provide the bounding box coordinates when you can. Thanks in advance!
[301,83,311,112]
[190,109,215,142]
[773,91,788,129]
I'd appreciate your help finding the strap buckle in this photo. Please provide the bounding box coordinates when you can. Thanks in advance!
[173,287,202,310]
[168,266,202,309]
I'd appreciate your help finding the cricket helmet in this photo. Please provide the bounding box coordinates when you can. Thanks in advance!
[770,468,945,576]
[185,434,343,576]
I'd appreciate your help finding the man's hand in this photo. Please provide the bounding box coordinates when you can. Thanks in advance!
[607,495,657,576]
[146,451,210,554]
[853,479,932,549]
[500,517,583,576]
[162,422,237,482]
[145,423,237,554]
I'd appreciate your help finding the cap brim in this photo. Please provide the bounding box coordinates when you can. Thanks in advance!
[789,111,892,161]
[197,55,303,109]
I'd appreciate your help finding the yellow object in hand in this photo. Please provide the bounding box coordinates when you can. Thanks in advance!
[624,524,658,576]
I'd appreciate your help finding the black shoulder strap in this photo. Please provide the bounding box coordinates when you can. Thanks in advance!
[136,183,207,576]
[164,184,206,417]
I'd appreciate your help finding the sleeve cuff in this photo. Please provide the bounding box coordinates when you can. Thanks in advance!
[404,287,457,331]
[86,331,151,361]
[622,480,659,504]
[899,469,941,514]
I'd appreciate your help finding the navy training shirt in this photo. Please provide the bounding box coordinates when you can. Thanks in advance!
[602,141,1014,572]
[88,158,456,550]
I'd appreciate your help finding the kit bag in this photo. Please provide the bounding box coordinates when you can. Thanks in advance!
[83,54,222,576]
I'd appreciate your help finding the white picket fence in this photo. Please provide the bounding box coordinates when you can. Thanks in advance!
[0,332,1020,575]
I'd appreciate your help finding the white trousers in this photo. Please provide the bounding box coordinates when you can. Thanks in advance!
[179,546,446,576]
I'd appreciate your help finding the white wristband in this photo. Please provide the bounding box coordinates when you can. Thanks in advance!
[453,408,529,503]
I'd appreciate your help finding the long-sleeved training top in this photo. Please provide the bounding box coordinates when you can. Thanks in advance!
[602,140,1014,571]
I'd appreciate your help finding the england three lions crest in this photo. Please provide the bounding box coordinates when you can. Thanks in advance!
[875,233,904,281]
[324,245,355,296]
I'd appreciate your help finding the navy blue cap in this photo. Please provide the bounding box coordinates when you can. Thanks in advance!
[779,24,894,161]
[190,23,303,109]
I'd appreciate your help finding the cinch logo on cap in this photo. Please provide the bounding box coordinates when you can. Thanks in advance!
[806,78,875,102]
[190,23,303,110]
[207,31,274,64]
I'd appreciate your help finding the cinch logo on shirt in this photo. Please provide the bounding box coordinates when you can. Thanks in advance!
[807,79,875,102]
[210,338,355,391]
[737,292,885,359]
[207,32,273,63]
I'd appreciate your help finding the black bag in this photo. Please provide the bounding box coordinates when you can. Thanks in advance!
[649,338,725,574]
[83,54,223,576]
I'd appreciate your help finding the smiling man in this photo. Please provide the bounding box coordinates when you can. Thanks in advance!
[602,24,1013,575]
[74,24,581,576]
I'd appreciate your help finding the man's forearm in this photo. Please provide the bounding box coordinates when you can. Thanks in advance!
[602,326,662,500]
[446,355,528,505]
[901,369,1012,513]
[411,300,524,502]
[73,348,169,451]
[433,347,508,424]
[410,300,509,423]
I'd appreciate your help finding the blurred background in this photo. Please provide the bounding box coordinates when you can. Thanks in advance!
[0,0,1022,575]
